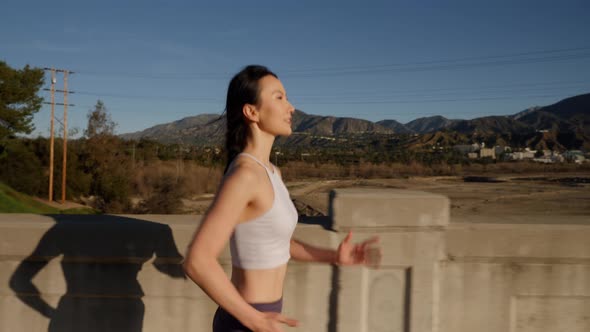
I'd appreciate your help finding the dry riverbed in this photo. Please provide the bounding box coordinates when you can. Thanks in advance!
[181,173,590,225]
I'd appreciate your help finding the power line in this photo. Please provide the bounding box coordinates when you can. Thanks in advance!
[72,46,590,80]
[285,53,590,78]
[290,80,590,98]
[73,91,221,103]
[53,92,582,119]
[51,80,588,104]
[294,84,590,102]
[41,46,588,113]
[296,93,575,105]
[281,46,590,73]
[34,47,589,126]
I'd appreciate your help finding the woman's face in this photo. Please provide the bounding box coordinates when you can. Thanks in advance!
[254,75,295,137]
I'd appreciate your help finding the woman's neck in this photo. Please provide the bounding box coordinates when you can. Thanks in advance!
[243,130,275,165]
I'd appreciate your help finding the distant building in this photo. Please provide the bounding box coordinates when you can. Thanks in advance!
[467,152,478,159]
[533,157,554,164]
[479,148,496,159]
[508,151,535,160]
[539,151,565,163]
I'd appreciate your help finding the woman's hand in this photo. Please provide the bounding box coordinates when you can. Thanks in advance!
[252,312,299,332]
[336,231,382,268]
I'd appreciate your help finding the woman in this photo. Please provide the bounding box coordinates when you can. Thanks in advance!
[183,65,380,332]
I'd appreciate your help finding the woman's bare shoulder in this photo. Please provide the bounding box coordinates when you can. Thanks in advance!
[227,156,266,177]
[199,158,263,229]
[220,156,267,193]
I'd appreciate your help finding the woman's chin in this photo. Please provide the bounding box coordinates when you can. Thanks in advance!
[276,128,292,137]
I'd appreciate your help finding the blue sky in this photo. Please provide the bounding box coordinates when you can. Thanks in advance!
[2,0,589,137]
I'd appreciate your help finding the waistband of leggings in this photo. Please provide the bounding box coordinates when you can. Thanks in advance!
[249,297,283,313]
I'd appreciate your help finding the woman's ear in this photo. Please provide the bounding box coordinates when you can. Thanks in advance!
[242,104,259,122]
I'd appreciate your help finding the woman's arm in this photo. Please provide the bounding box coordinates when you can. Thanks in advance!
[290,238,337,264]
[290,232,381,266]
[183,164,297,331]
[183,166,258,327]
[278,167,381,267]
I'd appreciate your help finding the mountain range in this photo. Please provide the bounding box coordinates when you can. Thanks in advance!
[121,93,590,151]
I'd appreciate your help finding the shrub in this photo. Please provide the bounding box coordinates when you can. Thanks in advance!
[0,139,44,195]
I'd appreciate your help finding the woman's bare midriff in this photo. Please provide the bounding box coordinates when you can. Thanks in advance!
[231,264,287,303]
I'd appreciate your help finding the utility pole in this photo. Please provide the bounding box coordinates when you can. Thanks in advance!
[43,68,74,203]
[61,71,69,204]
[48,69,56,201]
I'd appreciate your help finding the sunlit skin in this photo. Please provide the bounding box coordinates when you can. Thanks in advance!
[183,75,381,332]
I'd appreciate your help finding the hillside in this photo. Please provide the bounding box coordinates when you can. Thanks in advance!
[375,119,412,133]
[404,115,458,134]
[119,93,590,150]
[120,114,225,145]
[514,93,590,134]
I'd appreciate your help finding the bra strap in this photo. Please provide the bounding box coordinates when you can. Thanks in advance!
[239,152,275,174]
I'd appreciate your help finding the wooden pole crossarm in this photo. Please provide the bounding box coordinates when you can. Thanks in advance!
[43,102,75,107]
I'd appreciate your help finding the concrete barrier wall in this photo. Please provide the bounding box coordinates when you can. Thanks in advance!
[441,223,590,332]
[0,214,336,332]
[1,189,588,332]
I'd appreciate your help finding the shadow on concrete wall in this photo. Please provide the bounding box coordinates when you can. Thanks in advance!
[9,215,185,332]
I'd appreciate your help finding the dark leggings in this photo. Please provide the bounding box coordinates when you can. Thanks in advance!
[212,298,283,332]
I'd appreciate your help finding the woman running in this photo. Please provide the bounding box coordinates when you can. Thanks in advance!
[183,65,380,332]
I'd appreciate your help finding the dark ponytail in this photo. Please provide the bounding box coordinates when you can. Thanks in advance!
[223,65,277,174]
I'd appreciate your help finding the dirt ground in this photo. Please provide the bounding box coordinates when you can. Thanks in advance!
[182,172,590,225]
[34,197,88,210]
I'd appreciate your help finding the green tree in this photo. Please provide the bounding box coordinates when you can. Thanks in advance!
[83,100,119,170]
[0,139,43,195]
[82,100,131,212]
[0,62,44,140]
[84,100,116,138]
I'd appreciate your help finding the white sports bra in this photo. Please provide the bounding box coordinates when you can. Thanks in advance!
[228,152,298,269]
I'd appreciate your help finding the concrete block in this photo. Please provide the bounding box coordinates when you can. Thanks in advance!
[329,189,449,332]
[330,189,450,230]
